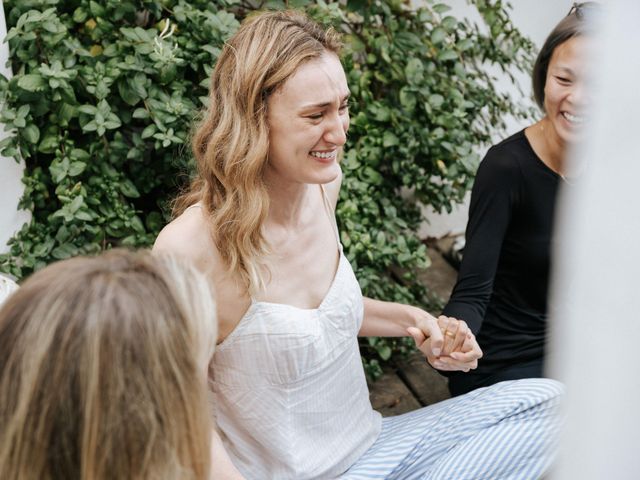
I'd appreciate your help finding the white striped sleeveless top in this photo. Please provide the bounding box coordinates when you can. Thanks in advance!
[208,188,381,479]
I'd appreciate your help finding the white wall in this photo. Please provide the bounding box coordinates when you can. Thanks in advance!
[0,1,30,253]
[550,1,640,478]
[419,0,569,238]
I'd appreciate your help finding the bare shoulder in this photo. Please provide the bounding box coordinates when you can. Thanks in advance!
[324,165,343,210]
[153,206,218,272]
[154,206,250,341]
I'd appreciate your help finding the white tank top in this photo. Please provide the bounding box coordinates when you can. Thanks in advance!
[209,189,381,479]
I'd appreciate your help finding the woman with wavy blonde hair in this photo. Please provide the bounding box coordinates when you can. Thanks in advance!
[156,9,562,480]
[0,249,217,480]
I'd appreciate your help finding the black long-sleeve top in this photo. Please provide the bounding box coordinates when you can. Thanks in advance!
[442,130,560,373]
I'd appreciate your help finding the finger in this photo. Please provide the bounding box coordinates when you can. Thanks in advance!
[459,332,475,352]
[450,350,481,362]
[435,356,478,372]
[429,323,443,358]
[407,326,426,346]
[450,319,468,353]
[438,315,456,355]
[432,358,474,372]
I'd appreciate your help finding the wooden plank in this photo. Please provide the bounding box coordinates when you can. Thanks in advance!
[368,368,421,417]
[396,353,451,407]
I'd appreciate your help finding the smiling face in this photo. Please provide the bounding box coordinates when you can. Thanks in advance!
[265,51,350,186]
[543,35,590,147]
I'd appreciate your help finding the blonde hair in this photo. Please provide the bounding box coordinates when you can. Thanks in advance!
[174,10,342,293]
[0,249,217,480]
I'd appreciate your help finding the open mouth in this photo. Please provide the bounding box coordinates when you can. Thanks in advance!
[562,112,585,125]
[309,150,337,160]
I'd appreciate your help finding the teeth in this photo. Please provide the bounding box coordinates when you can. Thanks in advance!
[563,112,585,124]
[310,151,336,159]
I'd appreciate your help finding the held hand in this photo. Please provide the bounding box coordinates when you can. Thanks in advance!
[407,312,482,372]
[438,315,470,357]
[406,309,444,360]
[434,326,483,372]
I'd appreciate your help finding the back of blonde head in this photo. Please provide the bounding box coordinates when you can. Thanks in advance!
[175,10,342,293]
[0,249,217,480]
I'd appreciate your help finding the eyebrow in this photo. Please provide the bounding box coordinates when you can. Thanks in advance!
[551,66,575,76]
[300,92,351,110]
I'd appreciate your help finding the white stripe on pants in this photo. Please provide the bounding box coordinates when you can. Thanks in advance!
[340,378,563,480]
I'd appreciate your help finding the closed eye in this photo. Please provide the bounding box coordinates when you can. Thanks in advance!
[555,76,572,85]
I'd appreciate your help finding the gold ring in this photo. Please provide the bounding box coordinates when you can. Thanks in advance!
[445,331,456,338]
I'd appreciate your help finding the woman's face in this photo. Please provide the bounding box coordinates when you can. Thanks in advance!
[543,35,590,147]
[266,52,350,185]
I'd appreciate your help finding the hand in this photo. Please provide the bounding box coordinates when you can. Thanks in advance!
[438,315,469,357]
[407,313,482,372]
[434,316,482,372]
[406,308,444,360]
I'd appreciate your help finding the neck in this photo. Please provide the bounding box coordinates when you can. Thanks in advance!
[263,171,313,228]
[530,117,567,176]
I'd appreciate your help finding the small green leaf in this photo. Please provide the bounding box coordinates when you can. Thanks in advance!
[430,27,447,44]
[51,243,78,260]
[119,179,140,198]
[22,124,40,144]
[38,133,59,153]
[68,161,87,177]
[17,74,46,92]
[382,131,399,147]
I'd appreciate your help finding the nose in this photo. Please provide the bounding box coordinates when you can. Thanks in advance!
[323,112,348,146]
[569,79,590,108]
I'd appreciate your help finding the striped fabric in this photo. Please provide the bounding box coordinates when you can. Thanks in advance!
[341,378,563,480]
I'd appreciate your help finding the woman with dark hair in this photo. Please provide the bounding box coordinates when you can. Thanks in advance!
[442,2,599,396]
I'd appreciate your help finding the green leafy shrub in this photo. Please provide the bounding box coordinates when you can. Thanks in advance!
[0,0,534,377]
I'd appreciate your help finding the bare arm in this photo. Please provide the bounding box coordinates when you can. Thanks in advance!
[360,297,482,372]
[211,429,245,479]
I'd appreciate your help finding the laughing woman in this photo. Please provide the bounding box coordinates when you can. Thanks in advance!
[154,10,563,480]
[442,2,599,396]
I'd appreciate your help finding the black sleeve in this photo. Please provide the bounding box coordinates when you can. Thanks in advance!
[441,146,520,333]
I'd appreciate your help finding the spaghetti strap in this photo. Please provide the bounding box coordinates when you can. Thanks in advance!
[184,203,203,212]
[319,184,341,246]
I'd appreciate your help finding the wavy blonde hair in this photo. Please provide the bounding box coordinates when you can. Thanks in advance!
[0,249,217,480]
[174,10,342,293]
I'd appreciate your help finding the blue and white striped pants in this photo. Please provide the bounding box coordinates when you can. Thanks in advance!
[341,378,563,480]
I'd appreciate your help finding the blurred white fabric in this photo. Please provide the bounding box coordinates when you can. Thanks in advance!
[549,0,640,478]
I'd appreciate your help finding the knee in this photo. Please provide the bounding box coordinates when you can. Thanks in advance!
[503,378,565,405]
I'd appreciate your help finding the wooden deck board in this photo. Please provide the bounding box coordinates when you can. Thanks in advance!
[368,368,421,417]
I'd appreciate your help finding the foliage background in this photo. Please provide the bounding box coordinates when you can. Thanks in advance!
[0,0,535,377]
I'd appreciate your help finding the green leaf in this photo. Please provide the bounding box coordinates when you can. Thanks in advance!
[68,161,87,177]
[22,124,40,144]
[428,94,445,108]
[377,345,392,361]
[69,196,84,214]
[438,49,458,61]
[141,124,156,139]
[38,133,59,153]
[433,3,452,14]
[51,243,78,260]
[430,27,447,44]
[119,179,140,198]
[17,74,46,92]
[382,131,399,147]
